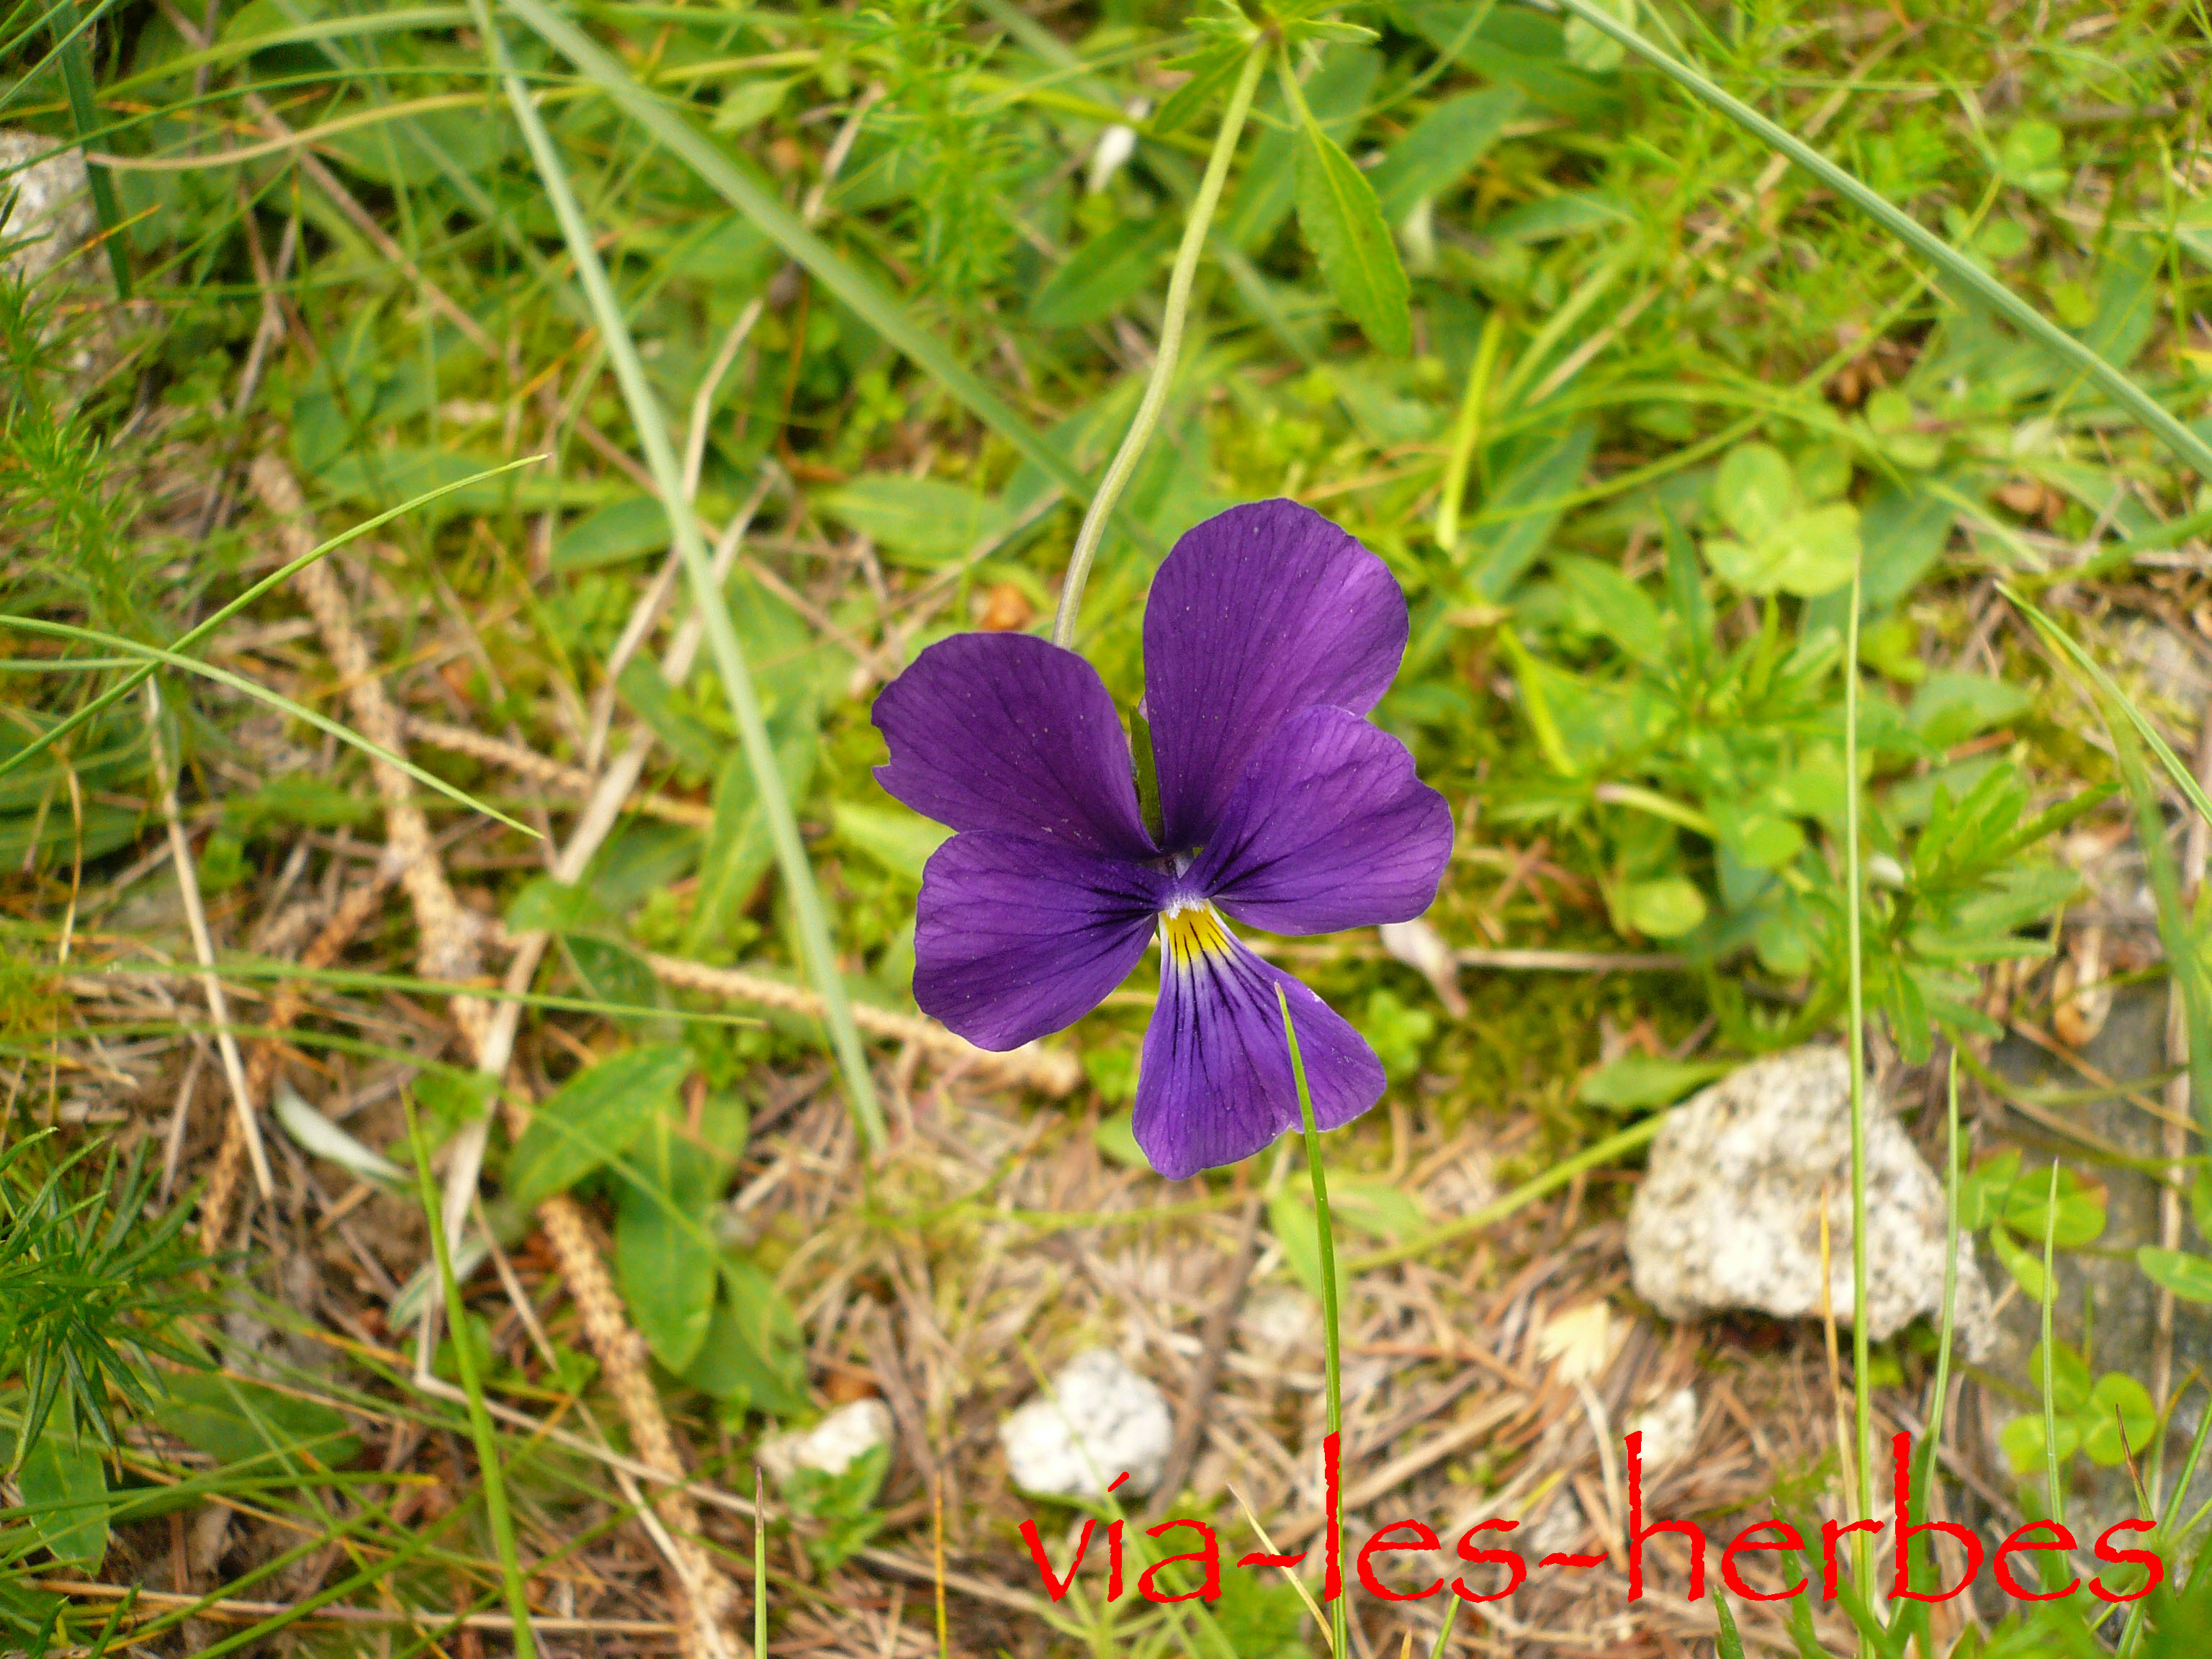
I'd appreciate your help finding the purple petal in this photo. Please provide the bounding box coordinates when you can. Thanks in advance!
[874,633,1156,860]
[1143,500,1408,850]
[1193,707,1454,935]
[914,832,1167,1050]
[1134,907,1383,1179]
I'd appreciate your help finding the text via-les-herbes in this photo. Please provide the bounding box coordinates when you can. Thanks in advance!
[1020,1431,2162,1607]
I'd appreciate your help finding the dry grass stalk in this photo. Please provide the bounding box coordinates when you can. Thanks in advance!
[397,712,714,829]
[143,681,271,1200]
[246,455,743,1658]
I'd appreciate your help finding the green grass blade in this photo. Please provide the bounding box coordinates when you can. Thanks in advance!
[50,4,129,300]
[406,1099,536,1658]
[1841,492,1875,1646]
[1428,1593,1461,1658]
[472,0,884,1152]
[2012,588,2212,1124]
[2041,1158,2064,1527]
[1552,0,2212,488]
[0,617,540,838]
[0,454,542,789]
[1278,984,1346,1658]
[1713,1586,1746,1659]
[500,0,1099,511]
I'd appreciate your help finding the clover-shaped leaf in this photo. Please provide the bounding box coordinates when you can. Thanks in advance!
[1704,443,1861,597]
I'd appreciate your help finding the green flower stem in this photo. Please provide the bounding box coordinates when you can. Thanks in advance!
[2040,1161,2064,1528]
[1844,541,1874,1637]
[1278,986,1347,1658]
[475,2,884,1151]
[1552,0,2212,487]
[1051,39,1267,648]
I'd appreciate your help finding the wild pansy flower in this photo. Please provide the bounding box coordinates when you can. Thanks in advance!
[872,500,1453,1179]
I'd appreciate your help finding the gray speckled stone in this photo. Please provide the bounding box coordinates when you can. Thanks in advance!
[1627,1046,1995,1358]
[1,130,96,287]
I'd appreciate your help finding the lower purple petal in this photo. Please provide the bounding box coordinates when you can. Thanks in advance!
[915,832,1166,1051]
[1193,706,1454,935]
[1134,909,1382,1179]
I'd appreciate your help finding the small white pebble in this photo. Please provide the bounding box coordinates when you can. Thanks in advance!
[1000,1350,1172,1499]
[759,1399,894,1486]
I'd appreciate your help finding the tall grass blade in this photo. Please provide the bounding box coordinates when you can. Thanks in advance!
[1552,0,2212,487]
[472,1,884,1151]
[500,0,1100,511]
[2041,1159,2064,1527]
[0,454,543,788]
[50,6,128,300]
[0,616,540,838]
[2013,587,2212,1125]
[406,1100,536,1658]
[1279,984,1347,1659]
[1843,498,1874,1640]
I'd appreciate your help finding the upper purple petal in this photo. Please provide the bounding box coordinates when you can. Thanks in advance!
[873,633,1156,860]
[914,832,1167,1051]
[1142,500,1408,852]
[1192,707,1454,936]
[1134,914,1383,1180]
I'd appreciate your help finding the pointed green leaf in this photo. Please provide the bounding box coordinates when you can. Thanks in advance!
[19,1425,109,1568]
[1293,120,1411,355]
[614,1116,723,1372]
[507,1045,690,1210]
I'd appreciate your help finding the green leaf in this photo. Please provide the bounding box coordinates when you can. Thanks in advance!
[1293,119,1412,356]
[19,1424,108,1568]
[1705,503,1860,598]
[683,1256,809,1413]
[1619,876,1707,938]
[615,658,724,776]
[553,497,670,571]
[562,935,662,1017]
[2139,1246,2212,1305]
[1465,423,1596,598]
[1269,1190,1351,1309]
[1152,40,1246,132]
[1030,219,1175,329]
[814,476,1016,567]
[1563,0,1634,70]
[1989,1223,2049,1301]
[711,76,788,133]
[614,1116,724,1372]
[1325,1177,1428,1243]
[1550,554,1668,670]
[1908,672,2032,751]
[507,1045,691,1210]
[1578,1056,1732,1110]
[2000,1409,2080,1473]
[1093,1107,1146,1168]
[2002,1165,2105,1249]
[685,709,818,953]
[2082,1372,2157,1465]
[158,1373,361,1475]
[833,801,952,884]
[1711,443,1798,539]
[1368,86,1523,221]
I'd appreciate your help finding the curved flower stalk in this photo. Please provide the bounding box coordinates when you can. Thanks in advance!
[873,500,1454,1178]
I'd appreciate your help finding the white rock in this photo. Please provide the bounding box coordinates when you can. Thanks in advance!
[759,1398,894,1485]
[1626,1047,1995,1359]
[0,130,96,287]
[1000,1349,1172,1500]
[1629,1387,1699,1473]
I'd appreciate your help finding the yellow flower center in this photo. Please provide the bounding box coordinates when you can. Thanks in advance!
[1159,899,1232,966]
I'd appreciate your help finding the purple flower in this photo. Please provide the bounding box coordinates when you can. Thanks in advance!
[871,500,1454,1179]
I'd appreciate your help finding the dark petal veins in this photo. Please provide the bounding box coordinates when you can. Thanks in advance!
[1143,500,1407,850]
[914,832,1167,1051]
[1134,919,1382,1180]
[1193,706,1454,935]
[873,632,1156,860]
